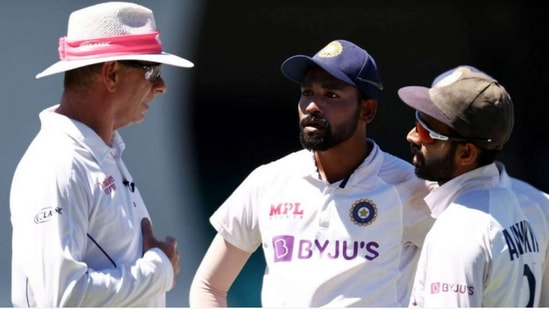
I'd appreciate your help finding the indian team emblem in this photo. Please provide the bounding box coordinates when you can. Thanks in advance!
[317,40,343,58]
[350,198,377,226]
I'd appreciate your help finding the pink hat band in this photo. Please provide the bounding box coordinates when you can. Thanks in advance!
[36,2,194,78]
[58,31,162,60]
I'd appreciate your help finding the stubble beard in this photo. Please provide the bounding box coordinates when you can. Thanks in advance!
[299,109,360,151]
[412,142,458,184]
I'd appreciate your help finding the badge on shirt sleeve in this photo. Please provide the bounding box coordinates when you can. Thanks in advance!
[350,198,377,226]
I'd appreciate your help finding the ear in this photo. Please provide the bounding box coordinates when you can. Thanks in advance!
[101,61,119,92]
[360,98,377,124]
[456,143,479,167]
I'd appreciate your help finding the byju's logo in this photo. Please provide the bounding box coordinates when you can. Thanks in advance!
[431,282,474,295]
[431,282,440,294]
[272,235,379,262]
[273,235,295,262]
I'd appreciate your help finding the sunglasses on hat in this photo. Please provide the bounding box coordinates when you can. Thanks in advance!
[414,111,491,144]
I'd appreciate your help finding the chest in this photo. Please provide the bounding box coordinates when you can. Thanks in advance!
[256,179,406,257]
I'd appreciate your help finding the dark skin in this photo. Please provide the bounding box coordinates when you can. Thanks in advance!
[188,66,380,306]
[56,61,180,286]
[406,112,480,185]
[298,66,377,183]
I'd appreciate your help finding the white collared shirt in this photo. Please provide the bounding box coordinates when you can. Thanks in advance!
[210,139,435,306]
[10,105,173,307]
[410,162,549,307]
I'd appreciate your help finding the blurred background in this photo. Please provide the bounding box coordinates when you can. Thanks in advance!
[1,0,547,306]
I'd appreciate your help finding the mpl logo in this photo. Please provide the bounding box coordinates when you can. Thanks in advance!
[269,202,304,219]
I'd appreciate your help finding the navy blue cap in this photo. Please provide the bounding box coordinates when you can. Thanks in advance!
[280,39,383,100]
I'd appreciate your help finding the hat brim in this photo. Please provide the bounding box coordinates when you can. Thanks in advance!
[280,55,356,88]
[36,51,194,79]
[397,86,453,128]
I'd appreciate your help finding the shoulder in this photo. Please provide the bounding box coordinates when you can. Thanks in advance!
[377,149,435,191]
[238,149,312,188]
[249,149,311,175]
[510,177,549,206]
[509,177,549,235]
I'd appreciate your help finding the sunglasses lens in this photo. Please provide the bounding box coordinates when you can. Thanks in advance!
[416,121,434,144]
[144,65,161,81]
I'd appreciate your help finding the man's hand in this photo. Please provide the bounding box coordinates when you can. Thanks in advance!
[141,217,180,287]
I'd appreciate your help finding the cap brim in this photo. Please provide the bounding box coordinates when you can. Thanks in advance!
[36,51,194,79]
[280,55,355,87]
[398,86,452,127]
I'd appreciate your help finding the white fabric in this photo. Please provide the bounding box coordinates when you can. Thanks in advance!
[210,140,434,307]
[36,2,193,79]
[66,1,157,39]
[10,105,174,307]
[409,162,549,307]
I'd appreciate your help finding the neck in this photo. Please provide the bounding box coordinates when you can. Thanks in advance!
[314,139,370,183]
[57,91,114,145]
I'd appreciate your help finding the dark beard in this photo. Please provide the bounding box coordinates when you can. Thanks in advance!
[410,142,458,184]
[299,109,360,151]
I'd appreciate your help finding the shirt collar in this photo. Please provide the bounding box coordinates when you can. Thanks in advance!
[425,162,506,218]
[39,105,125,163]
[299,138,383,188]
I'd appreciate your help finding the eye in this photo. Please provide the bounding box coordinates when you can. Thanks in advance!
[301,88,313,97]
[326,91,338,99]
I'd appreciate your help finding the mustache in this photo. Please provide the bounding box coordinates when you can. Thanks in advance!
[300,114,329,129]
[410,143,421,155]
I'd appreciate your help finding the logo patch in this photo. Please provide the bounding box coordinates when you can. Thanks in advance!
[99,176,117,194]
[349,198,377,226]
[34,207,62,224]
[317,41,343,58]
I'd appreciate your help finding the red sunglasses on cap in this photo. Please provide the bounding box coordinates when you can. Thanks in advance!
[414,111,484,144]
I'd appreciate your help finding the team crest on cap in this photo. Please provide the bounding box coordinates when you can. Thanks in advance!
[434,66,473,87]
[317,41,343,58]
[349,198,377,226]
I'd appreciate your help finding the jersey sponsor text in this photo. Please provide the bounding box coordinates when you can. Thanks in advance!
[34,207,63,224]
[272,235,379,262]
[431,282,474,295]
[269,202,304,219]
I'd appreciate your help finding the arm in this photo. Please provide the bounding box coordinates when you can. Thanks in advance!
[11,161,174,306]
[189,233,252,307]
[36,193,174,307]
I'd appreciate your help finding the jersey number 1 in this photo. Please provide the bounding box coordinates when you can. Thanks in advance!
[523,264,535,307]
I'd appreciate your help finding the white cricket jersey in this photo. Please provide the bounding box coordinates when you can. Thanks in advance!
[10,106,174,307]
[210,139,435,307]
[409,162,549,307]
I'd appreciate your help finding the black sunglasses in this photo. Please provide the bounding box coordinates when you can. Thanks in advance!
[118,60,162,81]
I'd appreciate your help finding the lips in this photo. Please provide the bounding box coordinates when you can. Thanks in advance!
[301,115,329,130]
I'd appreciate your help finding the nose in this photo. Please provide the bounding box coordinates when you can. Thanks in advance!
[406,126,420,145]
[299,98,321,114]
[153,76,167,94]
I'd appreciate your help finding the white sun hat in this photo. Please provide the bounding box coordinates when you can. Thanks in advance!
[36,1,194,79]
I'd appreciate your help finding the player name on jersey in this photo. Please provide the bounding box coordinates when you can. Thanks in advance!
[502,219,540,261]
